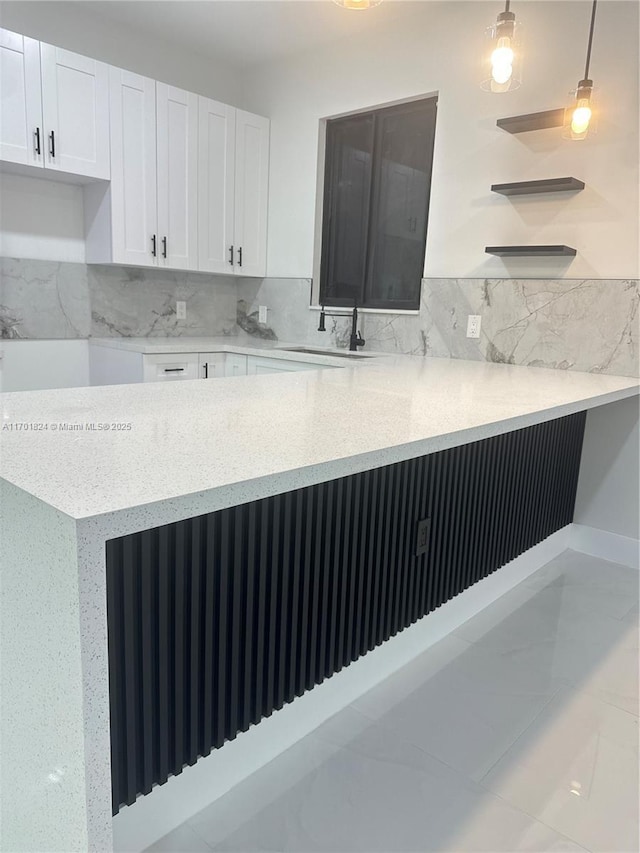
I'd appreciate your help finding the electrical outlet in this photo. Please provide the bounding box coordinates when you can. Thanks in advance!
[466,314,481,339]
[176,300,187,320]
[415,518,431,557]
[258,305,268,324]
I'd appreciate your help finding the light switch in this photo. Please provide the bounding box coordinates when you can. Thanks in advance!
[258,305,268,324]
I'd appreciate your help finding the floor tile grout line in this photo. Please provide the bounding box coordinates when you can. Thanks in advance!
[474,680,569,785]
[488,788,596,853]
[562,684,640,723]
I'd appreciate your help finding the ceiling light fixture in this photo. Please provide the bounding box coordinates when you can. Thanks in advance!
[564,0,598,140]
[482,1,522,93]
[333,0,382,10]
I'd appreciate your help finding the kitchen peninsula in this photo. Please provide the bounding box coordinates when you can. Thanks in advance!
[1,356,638,852]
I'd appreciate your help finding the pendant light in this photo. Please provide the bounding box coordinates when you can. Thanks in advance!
[564,0,598,140]
[333,0,382,9]
[482,1,522,93]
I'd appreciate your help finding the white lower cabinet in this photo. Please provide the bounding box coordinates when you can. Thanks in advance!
[88,346,336,386]
[246,355,332,375]
[224,353,248,377]
[199,352,226,379]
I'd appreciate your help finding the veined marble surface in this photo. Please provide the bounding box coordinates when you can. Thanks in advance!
[3,260,638,376]
[88,266,237,338]
[238,278,640,378]
[0,257,91,338]
[0,258,238,339]
[237,278,355,349]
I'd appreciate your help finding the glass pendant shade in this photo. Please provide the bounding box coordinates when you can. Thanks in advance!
[481,10,523,93]
[563,81,597,140]
[564,0,599,141]
[333,0,382,9]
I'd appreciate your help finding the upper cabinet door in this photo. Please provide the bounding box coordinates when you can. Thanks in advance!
[0,29,43,167]
[233,110,269,278]
[197,97,235,275]
[109,69,158,266]
[40,43,110,179]
[156,83,198,270]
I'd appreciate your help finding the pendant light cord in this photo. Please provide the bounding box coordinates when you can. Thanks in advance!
[505,0,510,10]
[583,0,598,80]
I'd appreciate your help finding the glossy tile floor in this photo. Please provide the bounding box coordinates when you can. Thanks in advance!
[147,550,639,853]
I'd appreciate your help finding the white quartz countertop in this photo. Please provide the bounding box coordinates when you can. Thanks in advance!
[1,356,638,529]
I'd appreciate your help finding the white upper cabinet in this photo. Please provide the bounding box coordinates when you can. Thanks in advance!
[40,43,110,179]
[0,29,110,179]
[198,103,269,277]
[156,83,198,270]
[0,29,43,167]
[233,110,269,277]
[1,28,270,274]
[108,69,157,266]
[198,97,235,274]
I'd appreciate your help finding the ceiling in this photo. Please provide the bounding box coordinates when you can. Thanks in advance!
[85,0,440,70]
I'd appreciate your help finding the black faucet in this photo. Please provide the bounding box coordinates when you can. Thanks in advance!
[317,305,366,352]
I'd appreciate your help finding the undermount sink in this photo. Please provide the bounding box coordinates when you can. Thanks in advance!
[279,347,372,359]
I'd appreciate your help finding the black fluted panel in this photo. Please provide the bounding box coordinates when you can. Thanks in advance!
[106,412,586,813]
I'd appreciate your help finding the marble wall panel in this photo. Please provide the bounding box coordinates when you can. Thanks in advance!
[0,258,91,339]
[0,259,238,340]
[237,277,640,377]
[87,266,237,338]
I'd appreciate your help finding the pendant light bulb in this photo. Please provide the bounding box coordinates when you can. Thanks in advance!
[491,37,514,87]
[481,2,521,93]
[333,0,381,9]
[567,80,594,140]
[564,0,598,140]
[571,98,592,135]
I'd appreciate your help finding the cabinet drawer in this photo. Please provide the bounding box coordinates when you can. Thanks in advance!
[142,353,199,382]
[246,356,336,375]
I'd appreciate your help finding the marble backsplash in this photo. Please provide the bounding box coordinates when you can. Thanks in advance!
[3,258,638,377]
[0,258,238,339]
[238,277,640,378]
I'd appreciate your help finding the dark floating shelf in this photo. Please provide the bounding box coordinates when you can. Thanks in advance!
[492,177,585,196]
[486,245,577,257]
[497,108,565,134]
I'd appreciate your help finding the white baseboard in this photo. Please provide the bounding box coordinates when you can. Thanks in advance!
[570,523,640,570]
[112,525,572,853]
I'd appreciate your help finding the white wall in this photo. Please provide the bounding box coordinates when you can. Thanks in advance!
[575,396,640,541]
[0,173,85,262]
[239,1,639,281]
